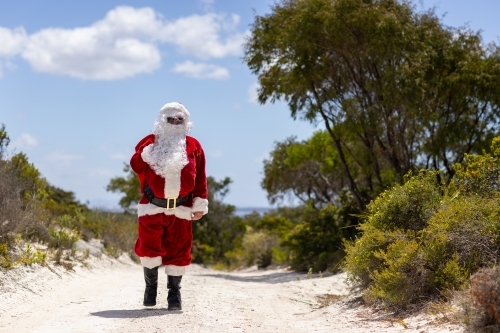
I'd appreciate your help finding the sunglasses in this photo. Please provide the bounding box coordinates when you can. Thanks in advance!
[167,117,185,125]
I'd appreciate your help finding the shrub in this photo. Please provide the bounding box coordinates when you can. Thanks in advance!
[368,237,427,305]
[241,227,277,267]
[79,210,137,258]
[452,136,500,198]
[257,249,273,269]
[0,160,50,241]
[364,170,443,232]
[48,214,80,249]
[344,169,500,308]
[283,203,352,272]
[344,171,443,290]
[464,267,500,332]
[17,243,47,266]
[422,197,500,287]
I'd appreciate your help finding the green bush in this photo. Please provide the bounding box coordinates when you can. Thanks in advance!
[344,171,443,289]
[283,202,354,272]
[368,237,425,305]
[80,210,137,258]
[364,170,443,232]
[344,154,500,307]
[452,136,500,198]
[422,197,500,288]
[17,243,47,266]
[48,214,80,249]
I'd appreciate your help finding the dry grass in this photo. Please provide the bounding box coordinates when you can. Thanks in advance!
[315,294,346,308]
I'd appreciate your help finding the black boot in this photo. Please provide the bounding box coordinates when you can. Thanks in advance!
[167,275,182,310]
[143,266,159,306]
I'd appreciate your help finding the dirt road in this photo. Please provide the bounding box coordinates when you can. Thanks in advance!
[0,255,462,333]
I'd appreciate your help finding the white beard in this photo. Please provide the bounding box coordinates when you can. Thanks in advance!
[141,123,189,198]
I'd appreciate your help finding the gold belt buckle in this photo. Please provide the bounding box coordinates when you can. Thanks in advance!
[166,197,177,210]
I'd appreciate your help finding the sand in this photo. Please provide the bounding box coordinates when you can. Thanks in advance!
[0,252,463,333]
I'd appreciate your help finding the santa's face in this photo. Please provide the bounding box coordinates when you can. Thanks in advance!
[153,103,192,137]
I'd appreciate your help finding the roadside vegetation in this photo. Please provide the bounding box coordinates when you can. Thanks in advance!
[0,123,137,270]
[3,0,500,331]
[241,0,500,330]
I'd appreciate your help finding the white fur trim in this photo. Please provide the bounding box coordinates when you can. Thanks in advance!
[164,264,187,276]
[192,197,208,215]
[137,203,193,220]
[140,256,162,269]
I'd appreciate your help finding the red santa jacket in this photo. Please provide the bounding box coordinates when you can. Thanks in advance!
[130,134,208,219]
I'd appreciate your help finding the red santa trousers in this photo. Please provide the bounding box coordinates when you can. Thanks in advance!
[134,213,192,274]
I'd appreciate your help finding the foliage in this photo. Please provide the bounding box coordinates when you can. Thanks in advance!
[452,136,500,198]
[0,155,51,239]
[84,210,137,258]
[106,163,141,211]
[283,191,360,272]
[192,177,246,265]
[48,214,81,249]
[0,240,47,269]
[17,243,47,266]
[344,138,500,307]
[244,0,500,210]
[262,131,364,207]
[4,152,49,201]
[240,226,277,267]
[363,170,443,232]
[0,125,141,267]
[43,184,87,216]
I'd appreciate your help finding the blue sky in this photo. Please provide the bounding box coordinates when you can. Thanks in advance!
[0,0,499,210]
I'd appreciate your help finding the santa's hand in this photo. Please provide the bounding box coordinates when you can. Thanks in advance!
[191,211,204,220]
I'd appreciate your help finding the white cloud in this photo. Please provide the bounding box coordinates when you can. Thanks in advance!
[0,27,27,78]
[173,60,229,80]
[157,13,247,59]
[13,133,38,150]
[22,7,162,80]
[46,152,84,165]
[1,6,247,81]
[248,82,260,104]
[0,27,27,57]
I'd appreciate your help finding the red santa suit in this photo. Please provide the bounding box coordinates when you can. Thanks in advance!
[130,102,208,276]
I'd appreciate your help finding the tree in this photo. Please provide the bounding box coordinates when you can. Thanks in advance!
[262,131,355,207]
[244,0,500,210]
[106,163,141,211]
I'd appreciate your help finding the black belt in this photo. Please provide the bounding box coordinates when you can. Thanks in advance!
[144,185,192,210]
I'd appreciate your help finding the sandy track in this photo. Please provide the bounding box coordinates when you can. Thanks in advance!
[0,255,463,333]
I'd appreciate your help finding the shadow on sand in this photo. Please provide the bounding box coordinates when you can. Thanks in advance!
[198,271,309,284]
[90,308,181,318]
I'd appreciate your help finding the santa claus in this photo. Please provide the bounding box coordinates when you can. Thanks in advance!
[130,102,208,310]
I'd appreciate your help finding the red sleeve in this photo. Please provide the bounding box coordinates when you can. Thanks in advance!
[130,134,155,191]
[193,142,208,200]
